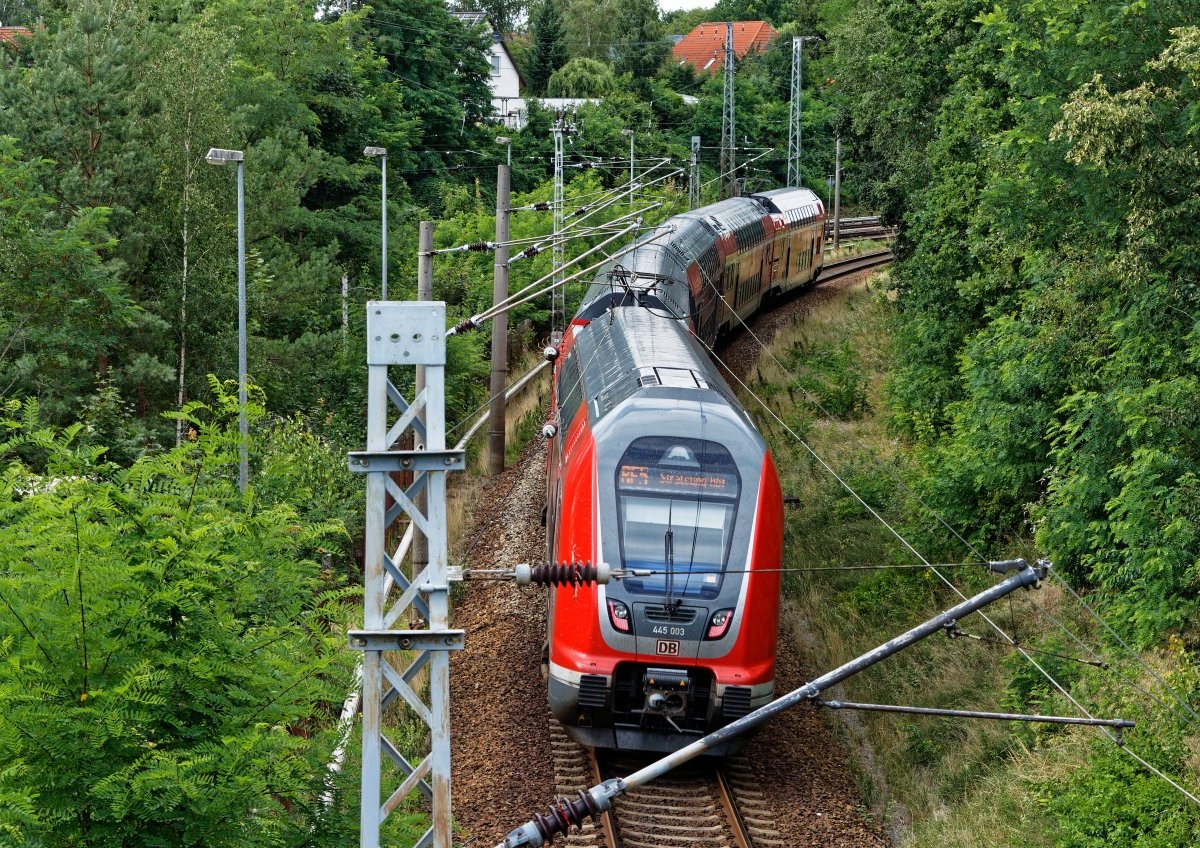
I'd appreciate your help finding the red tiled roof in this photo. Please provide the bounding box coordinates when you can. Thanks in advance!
[0,26,32,47]
[671,21,777,75]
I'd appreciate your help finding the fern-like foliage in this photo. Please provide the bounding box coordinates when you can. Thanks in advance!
[0,403,358,847]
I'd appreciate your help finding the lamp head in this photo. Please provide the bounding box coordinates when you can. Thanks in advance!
[205,148,244,165]
[495,136,511,145]
[363,146,387,157]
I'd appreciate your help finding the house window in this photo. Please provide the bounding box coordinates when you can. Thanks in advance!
[490,54,500,76]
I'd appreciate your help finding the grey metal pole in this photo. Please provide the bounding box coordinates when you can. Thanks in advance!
[689,135,700,209]
[488,165,511,475]
[414,221,434,576]
[629,132,635,208]
[494,561,1048,848]
[381,154,388,300]
[236,159,248,493]
[833,136,843,251]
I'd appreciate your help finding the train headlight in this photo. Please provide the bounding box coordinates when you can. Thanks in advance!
[607,599,631,633]
[705,608,734,640]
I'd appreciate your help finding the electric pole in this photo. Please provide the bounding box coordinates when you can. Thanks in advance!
[414,222,433,580]
[351,298,464,848]
[689,135,701,209]
[787,36,820,187]
[488,164,510,475]
[833,136,843,251]
[720,22,736,199]
[551,113,566,343]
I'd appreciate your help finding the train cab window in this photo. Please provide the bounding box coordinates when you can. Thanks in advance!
[615,436,740,600]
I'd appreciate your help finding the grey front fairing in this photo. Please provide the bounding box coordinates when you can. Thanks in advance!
[590,391,767,662]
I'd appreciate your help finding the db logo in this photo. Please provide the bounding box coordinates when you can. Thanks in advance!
[656,640,680,656]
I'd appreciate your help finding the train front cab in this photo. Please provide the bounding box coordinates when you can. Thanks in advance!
[548,398,784,753]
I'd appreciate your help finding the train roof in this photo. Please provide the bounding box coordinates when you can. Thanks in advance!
[751,187,824,228]
[572,307,738,422]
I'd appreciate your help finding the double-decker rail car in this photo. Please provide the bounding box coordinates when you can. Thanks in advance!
[544,187,824,753]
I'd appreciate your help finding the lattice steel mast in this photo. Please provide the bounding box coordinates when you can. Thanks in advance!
[787,35,820,188]
[350,302,465,848]
[720,23,736,199]
[787,36,802,186]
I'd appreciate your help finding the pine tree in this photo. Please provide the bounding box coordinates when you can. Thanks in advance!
[528,0,568,96]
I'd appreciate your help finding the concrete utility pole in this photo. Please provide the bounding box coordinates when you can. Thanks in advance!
[720,23,736,199]
[414,221,434,578]
[551,113,567,343]
[350,301,464,848]
[488,165,511,475]
[833,136,843,251]
[689,135,701,209]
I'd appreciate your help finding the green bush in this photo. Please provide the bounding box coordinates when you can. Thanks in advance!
[0,396,356,847]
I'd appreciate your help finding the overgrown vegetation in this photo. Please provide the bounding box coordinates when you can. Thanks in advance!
[3,0,1198,843]
[746,279,1200,847]
[0,393,365,846]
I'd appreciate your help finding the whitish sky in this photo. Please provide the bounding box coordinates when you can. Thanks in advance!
[659,0,717,11]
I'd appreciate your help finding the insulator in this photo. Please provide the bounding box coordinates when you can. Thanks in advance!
[532,201,551,211]
[518,246,540,259]
[568,205,589,218]
[531,791,603,842]
[467,241,492,252]
[514,561,610,587]
[448,317,477,336]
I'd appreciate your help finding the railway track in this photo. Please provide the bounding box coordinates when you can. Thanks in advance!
[452,243,895,848]
[545,717,786,848]
[818,249,894,284]
[826,216,899,245]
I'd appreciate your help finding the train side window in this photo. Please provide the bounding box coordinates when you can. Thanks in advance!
[558,353,584,428]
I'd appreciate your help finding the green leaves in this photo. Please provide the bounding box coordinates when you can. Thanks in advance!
[0,405,356,846]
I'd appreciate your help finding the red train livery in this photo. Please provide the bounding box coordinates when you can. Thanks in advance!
[544,188,825,752]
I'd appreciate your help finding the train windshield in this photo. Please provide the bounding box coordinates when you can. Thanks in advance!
[615,437,740,600]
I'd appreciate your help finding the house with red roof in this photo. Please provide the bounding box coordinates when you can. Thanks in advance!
[0,25,32,49]
[671,21,778,75]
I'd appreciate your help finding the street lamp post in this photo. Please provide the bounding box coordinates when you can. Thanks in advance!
[621,128,635,208]
[205,147,248,493]
[364,146,388,299]
[495,135,512,167]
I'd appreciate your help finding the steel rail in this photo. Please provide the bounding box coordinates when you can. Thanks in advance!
[587,749,755,848]
[713,767,754,848]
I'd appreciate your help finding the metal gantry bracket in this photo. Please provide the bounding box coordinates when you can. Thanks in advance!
[351,301,463,848]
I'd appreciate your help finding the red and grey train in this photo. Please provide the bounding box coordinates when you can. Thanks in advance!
[544,187,826,753]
